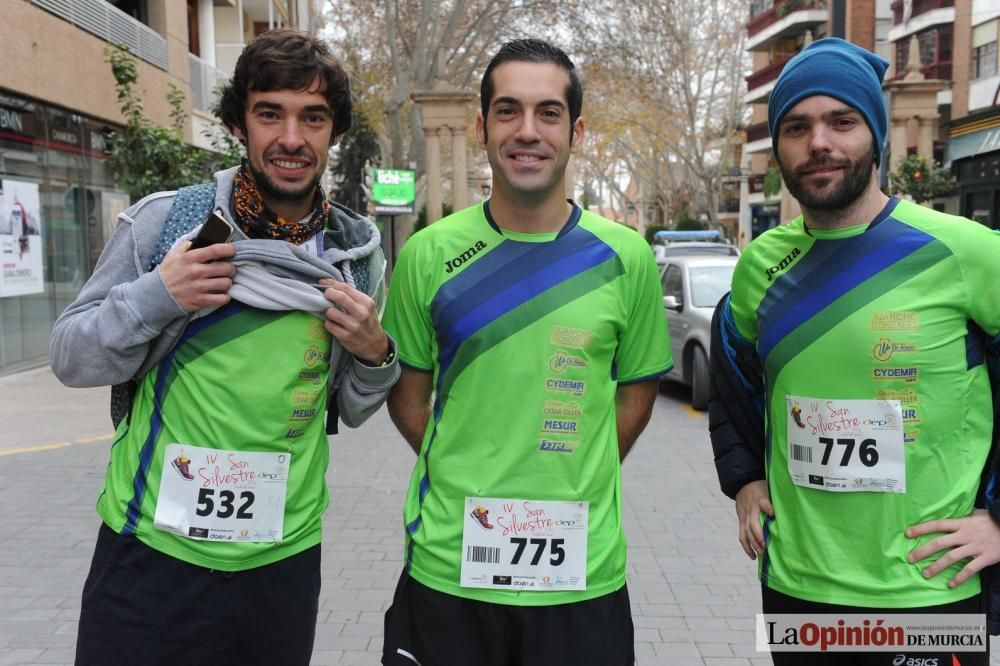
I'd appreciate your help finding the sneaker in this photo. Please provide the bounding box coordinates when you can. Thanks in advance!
[172,455,194,480]
[470,506,493,530]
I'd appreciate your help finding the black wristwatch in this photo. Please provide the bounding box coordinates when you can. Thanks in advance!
[358,339,396,368]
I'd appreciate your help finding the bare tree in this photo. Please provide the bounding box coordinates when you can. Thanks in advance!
[325,0,560,240]
[571,0,748,231]
[323,1,747,240]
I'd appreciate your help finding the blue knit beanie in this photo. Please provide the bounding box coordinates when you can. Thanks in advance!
[768,37,889,165]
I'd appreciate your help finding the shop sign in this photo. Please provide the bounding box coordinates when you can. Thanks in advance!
[947,126,1000,164]
[372,169,416,215]
[0,104,40,140]
[0,179,44,298]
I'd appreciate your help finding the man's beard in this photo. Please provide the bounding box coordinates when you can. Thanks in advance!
[779,143,877,212]
[248,156,321,204]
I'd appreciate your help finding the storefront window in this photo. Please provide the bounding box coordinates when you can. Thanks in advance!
[964,190,995,227]
[0,90,127,374]
[957,153,1000,230]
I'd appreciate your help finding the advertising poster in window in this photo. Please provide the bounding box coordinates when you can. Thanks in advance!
[0,179,43,297]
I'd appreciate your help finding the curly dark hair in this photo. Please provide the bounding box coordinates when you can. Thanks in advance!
[219,29,352,144]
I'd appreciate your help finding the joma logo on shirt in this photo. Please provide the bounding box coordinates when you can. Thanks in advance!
[765,247,801,281]
[445,240,487,273]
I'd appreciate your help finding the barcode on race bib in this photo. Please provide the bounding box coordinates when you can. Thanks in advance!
[791,444,812,463]
[466,545,501,564]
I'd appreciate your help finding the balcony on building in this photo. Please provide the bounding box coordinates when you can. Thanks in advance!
[718,199,741,214]
[891,0,954,25]
[887,0,955,44]
[747,172,772,204]
[30,0,168,69]
[746,0,828,52]
[745,120,772,154]
[744,54,793,104]
[189,54,228,113]
[970,75,1000,112]
[888,23,953,81]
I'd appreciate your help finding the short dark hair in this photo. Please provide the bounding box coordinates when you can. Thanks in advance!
[219,29,352,144]
[480,39,583,131]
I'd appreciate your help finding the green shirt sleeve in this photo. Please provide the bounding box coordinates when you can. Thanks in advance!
[728,251,759,344]
[613,236,673,382]
[956,225,1000,338]
[383,237,434,371]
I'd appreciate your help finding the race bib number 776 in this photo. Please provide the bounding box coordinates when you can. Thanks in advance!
[786,397,905,493]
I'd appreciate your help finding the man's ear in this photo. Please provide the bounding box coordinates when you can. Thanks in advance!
[570,117,585,154]
[475,112,487,149]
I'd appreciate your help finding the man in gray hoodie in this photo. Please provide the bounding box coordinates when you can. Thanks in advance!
[49,30,398,666]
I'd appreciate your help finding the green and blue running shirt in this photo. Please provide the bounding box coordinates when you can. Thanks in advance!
[384,203,672,605]
[97,304,333,570]
[728,197,1000,607]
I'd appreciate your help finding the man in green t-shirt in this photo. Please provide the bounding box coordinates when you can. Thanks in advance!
[50,30,398,666]
[711,38,1000,665]
[381,39,672,665]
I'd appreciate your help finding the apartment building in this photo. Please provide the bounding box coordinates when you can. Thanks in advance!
[740,0,1000,241]
[945,0,1000,227]
[740,0,894,241]
[0,0,318,375]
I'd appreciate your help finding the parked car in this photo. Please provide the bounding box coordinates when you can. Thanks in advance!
[660,254,738,410]
[652,230,739,270]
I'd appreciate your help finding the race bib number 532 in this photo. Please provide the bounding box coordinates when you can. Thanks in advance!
[786,397,905,493]
[153,444,289,542]
[460,497,588,591]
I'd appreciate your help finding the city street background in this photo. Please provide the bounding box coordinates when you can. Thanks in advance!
[1,366,997,665]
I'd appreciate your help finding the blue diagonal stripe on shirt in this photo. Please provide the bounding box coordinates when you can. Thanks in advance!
[122,302,247,535]
[433,230,618,379]
[758,203,901,337]
[430,225,606,337]
[757,220,935,361]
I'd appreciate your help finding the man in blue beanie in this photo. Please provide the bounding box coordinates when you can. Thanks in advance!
[710,37,1000,664]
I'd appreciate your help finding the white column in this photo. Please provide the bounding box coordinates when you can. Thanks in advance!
[917,117,937,160]
[737,153,751,249]
[889,119,909,173]
[198,0,216,66]
[237,0,245,46]
[451,126,468,211]
[426,129,443,224]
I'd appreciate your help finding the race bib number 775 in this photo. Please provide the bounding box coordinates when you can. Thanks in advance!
[460,497,588,591]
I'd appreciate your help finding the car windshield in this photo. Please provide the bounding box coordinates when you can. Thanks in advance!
[661,245,737,257]
[690,265,735,307]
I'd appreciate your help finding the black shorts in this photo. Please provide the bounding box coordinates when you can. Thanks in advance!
[382,569,635,666]
[75,522,321,666]
[763,584,989,666]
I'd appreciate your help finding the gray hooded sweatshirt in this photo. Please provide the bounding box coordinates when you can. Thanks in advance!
[49,166,398,428]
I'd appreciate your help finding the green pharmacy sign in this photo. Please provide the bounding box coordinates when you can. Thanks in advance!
[372,169,415,214]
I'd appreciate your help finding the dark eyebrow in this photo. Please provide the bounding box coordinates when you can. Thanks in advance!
[491,96,520,108]
[250,101,331,115]
[781,106,860,125]
[490,96,566,110]
[250,101,282,113]
[537,100,567,110]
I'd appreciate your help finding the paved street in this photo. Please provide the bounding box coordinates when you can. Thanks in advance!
[0,367,996,665]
